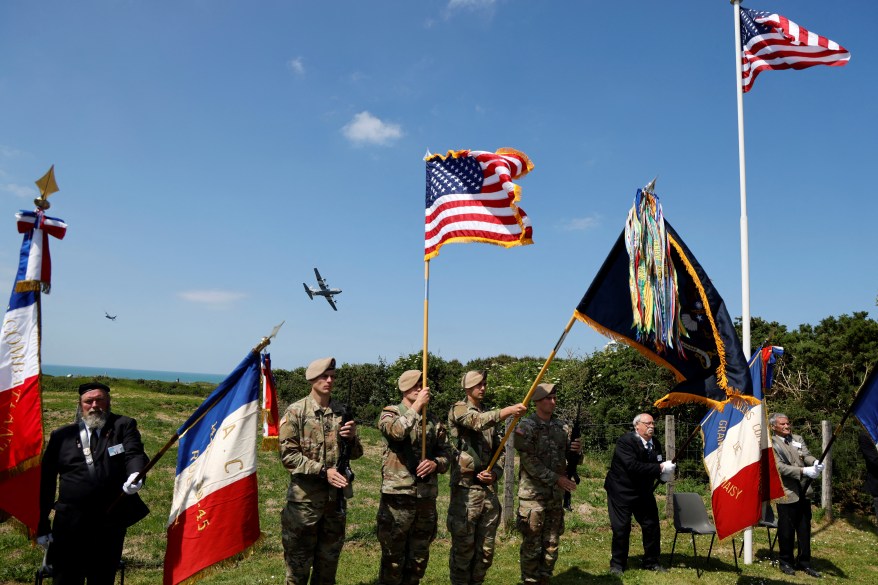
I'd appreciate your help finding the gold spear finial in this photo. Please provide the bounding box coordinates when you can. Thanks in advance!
[253,321,285,354]
[34,165,60,210]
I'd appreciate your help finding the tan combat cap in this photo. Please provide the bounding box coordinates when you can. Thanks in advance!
[531,383,556,402]
[305,357,336,381]
[461,370,487,390]
[398,370,423,392]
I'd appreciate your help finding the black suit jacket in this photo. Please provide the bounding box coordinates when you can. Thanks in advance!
[39,413,150,535]
[604,431,663,504]
[859,429,878,497]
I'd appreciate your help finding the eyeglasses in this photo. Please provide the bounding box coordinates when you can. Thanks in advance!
[639,421,656,427]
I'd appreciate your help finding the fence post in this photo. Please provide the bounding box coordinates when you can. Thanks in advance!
[821,420,833,520]
[502,417,516,529]
[664,414,676,517]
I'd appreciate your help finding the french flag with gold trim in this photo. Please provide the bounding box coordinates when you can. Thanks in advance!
[0,209,66,534]
[700,347,785,539]
[164,351,262,585]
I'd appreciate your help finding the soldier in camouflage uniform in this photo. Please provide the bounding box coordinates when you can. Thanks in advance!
[446,370,527,585]
[513,383,582,585]
[376,370,450,585]
[279,357,363,585]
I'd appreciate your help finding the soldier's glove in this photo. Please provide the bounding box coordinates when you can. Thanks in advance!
[37,534,53,550]
[802,465,820,479]
[123,472,144,495]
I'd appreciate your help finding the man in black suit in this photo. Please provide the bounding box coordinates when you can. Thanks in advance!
[859,429,878,525]
[604,413,675,576]
[38,382,150,584]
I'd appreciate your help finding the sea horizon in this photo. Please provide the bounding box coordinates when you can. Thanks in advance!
[42,363,226,384]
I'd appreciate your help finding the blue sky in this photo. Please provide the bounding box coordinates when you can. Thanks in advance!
[1,1,875,376]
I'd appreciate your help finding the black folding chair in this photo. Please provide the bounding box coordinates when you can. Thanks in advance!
[669,492,739,578]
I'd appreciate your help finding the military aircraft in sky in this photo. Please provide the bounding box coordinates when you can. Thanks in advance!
[105,312,117,321]
[303,268,342,311]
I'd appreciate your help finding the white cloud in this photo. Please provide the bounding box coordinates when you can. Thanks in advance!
[559,215,600,232]
[287,57,305,76]
[341,111,403,146]
[178,290,247,308]
[0,183,34,199]
[0,145,24,158]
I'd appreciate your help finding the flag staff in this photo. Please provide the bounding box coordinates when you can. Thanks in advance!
[731,0,756,563]
[107,323,283,513]
[421,260,430,459]
[485,315,577,471]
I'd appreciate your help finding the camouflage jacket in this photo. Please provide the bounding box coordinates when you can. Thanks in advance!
[378,401,450,499]
[514,413,581,503]
[278,393,363,503]
[447,399,505,490]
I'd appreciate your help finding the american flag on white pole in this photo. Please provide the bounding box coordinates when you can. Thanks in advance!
[424,149,533,261]
[740,7,850,93]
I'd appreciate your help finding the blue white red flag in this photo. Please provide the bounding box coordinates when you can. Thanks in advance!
[700,347,784,540]
[164,351,262,585]
[425,148,533,261]
[14,210,67,293]
[0,210,66,534]
[740,7,850,93]
[853,366,878,446]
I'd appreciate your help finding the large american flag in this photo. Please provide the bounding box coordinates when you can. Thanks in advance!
[425,148,533,261]
[740,7,850,93]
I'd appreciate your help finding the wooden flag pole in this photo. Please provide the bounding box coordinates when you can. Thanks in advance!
[421,260,430,459]
[485,314,577,471]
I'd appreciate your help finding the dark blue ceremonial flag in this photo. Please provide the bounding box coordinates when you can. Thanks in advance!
[854,367,878,445]
[574,221,752,409]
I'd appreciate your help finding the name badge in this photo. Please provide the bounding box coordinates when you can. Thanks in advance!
[791,440,802,449]
[108,444,125,457]
[657,454,663,462]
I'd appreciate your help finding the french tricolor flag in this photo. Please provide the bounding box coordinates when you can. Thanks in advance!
[163,352,262,585]
[700,347,785,540]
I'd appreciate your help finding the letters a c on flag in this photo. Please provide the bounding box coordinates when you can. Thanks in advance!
[574,190,752,409]
[164,352,262,585]
[424,148,533,261]
[740,7,850,93]
[0,209,67,533]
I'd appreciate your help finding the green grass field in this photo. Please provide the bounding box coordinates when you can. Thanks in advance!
[3,381,878,584]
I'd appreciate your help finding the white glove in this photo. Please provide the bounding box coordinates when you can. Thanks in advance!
[36,533,53,550]
[660,461,676,474]
[660,470,674,482]
[123,472,144,495]
[802,465,820,479]
[814,461,825,472]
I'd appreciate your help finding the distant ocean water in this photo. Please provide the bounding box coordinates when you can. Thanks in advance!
[42,364,226,384]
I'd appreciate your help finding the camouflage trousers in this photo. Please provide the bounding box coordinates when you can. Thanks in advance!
[281,497,346,585]
[516,499,565,585]
[376,494,438,585]
[446,486,500,585]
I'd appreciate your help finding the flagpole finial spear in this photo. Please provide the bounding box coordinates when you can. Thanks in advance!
[253,320,285,354]
[34,165,60,210]
[643,176,658,195]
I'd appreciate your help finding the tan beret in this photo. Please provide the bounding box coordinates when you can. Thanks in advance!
[461,370,487,389]
[305,357,336,381]
[531,383,556,402]
[398,370,423,392]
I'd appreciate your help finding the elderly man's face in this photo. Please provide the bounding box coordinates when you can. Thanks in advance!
[772,416,792,438]
[635,415,656,440]
[80,389,109,429]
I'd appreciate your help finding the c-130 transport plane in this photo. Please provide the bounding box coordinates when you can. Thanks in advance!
[303,267,342,311]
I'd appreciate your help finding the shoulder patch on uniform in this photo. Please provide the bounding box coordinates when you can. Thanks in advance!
[380,411,395,421]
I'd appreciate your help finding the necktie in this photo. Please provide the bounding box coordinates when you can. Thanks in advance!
[90,430,99,454]
[785,436,792,445]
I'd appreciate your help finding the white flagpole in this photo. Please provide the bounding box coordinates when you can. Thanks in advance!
[732,0,754,564]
